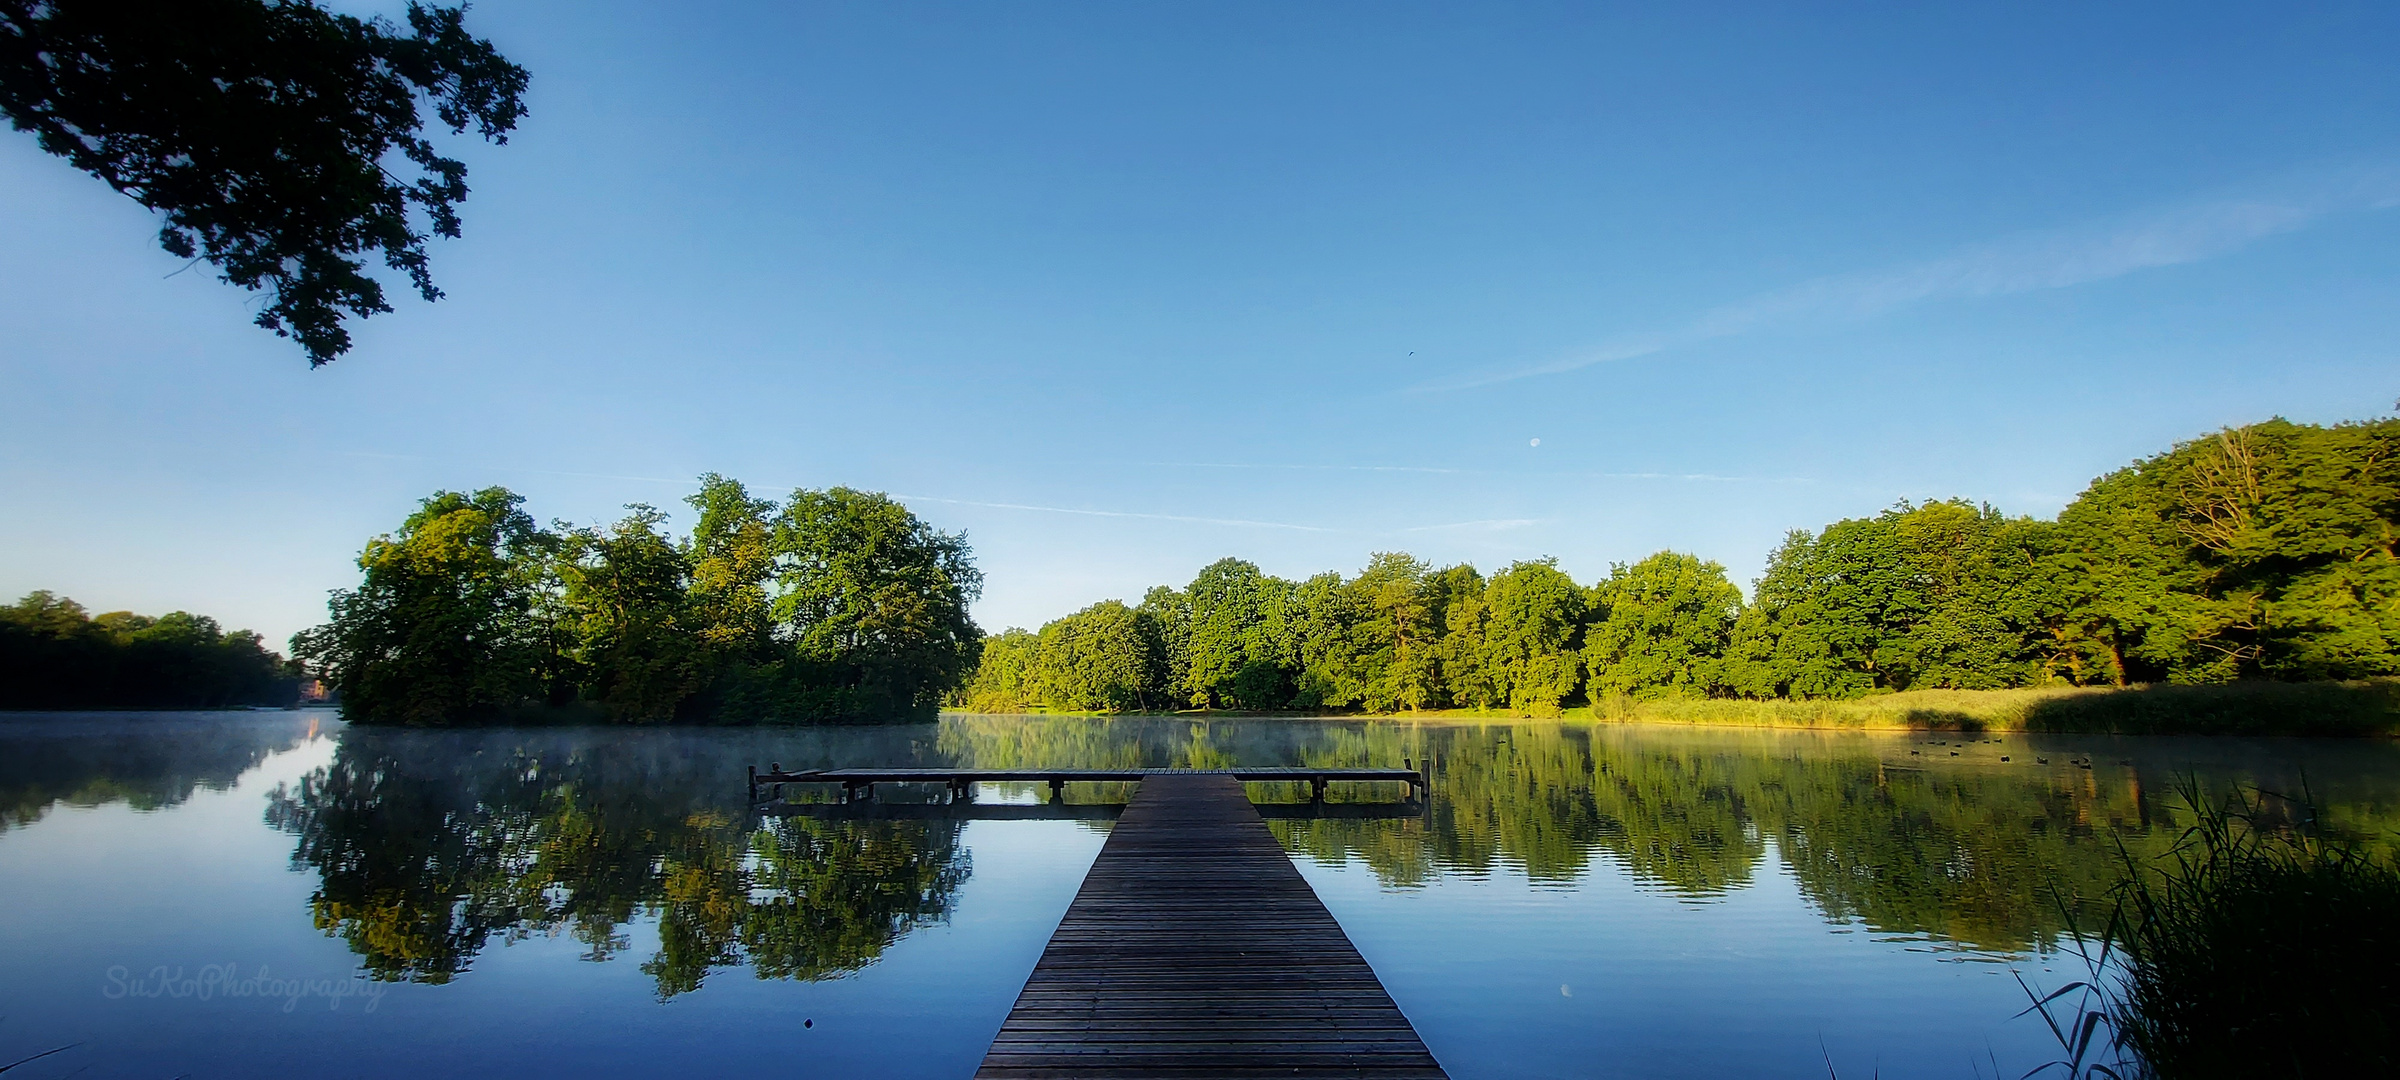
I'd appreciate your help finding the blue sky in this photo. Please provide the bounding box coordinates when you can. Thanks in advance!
[4,1,2397,645]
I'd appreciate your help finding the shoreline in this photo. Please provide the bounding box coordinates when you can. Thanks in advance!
[20,683,2394,740]
[946,679,2400,738]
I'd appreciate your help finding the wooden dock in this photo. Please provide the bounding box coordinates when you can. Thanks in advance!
[974,772,1448,1079]
[749,765,1427,804]
[760,800,1425,822]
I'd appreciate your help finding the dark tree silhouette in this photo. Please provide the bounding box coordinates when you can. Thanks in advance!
[0,1,527,364]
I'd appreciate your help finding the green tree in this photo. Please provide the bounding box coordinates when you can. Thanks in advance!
[2220,421,2400,678]
[2051,419,2400,683]
[1881,502,2057,690]
[1352,552,1437,712]
[937,415,2400,712]
[1,589,88,635]
[1287,570,1368,709]
[298,477,988,724]
[0,1,528,364]
[0,590,295,708]
[1032,600,1162,712]
[954,628,1039,712]
[2051,465,2221,685]
[1136,585,1194,709]
[292,487,558,724]
[1434,565,1496,709]
[683,475,779,654]
[772,487,983,718]
[1179,558,1291,708]
[1584,552,1737,700]
[1417,563,1485,709]
[1479,558,1588,714]
[558,506,703,723]
[1735,502,2054,698]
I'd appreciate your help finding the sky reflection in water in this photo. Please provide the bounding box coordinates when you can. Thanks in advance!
[2,712,2395,1079]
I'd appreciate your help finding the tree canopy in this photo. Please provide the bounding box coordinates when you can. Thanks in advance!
[2052,420,2400,684]
[293,479,984,724]
[0,589,298,708]
[0,0,527,364]
[1586,552,1736,702]
[268,416,2397,722]
[291,486,557,724]
[956,416,2400,715]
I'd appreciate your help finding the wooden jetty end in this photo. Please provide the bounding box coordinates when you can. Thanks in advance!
[760,800,1426,822]
[747,765,1428,804]
[975,773,1448,1079]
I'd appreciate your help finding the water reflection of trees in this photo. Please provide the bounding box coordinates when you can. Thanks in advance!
[266,727,966,996]
[0,712,320,831]
[938,715,2400,953]
[1274,725,2184,949]
[1333,725,2398,951]
[246,715,2400,977]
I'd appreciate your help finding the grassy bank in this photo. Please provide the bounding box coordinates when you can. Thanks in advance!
[955,679,2400,737]
[1581,679,2400,737]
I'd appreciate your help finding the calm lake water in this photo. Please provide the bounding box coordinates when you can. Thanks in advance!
[4,711,2396,1079]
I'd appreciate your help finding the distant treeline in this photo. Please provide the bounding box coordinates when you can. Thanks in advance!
[957,417,2400,715]
[292,477,982,725]
[0,592,300,709]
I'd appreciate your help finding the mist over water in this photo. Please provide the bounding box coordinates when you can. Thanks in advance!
[3,712,2394,1078]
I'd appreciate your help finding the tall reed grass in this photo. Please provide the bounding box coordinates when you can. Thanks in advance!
[2013,778,2400,1079]
[2112,781,2397,1077]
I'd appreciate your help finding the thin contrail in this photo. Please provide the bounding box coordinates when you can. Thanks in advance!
[1144,460,1815,484]
[1152,461,1471,475]
[337,451,696,489]
[1416,161,2400,392]
[890,494,1334,532]
[1402,518,1542,533]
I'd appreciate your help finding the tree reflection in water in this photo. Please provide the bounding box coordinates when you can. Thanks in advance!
[943,715,2400,953]
[261,717,2400,990]
[1,711,321,831]
[265,727,966,996]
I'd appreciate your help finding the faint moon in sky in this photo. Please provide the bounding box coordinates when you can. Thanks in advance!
[1529,437,1541,447]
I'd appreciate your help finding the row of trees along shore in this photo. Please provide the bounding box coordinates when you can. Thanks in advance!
[291,477,982,724]
[959,417,2400,716]
[0,592,300,709]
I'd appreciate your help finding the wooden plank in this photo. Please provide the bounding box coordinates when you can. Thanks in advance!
[750,766,1426,792]
[758,801,1423,822]
[802,767,1420,780]
[974,773,1447,1080]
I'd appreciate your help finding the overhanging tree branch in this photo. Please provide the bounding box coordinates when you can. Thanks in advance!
[0,0,527,365]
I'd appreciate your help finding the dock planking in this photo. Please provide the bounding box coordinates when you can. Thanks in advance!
[976,772,1447,1079]
[748,766,1427,805]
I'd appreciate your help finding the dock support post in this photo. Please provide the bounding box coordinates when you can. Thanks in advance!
[1048,778,1065,802]
[1311,776,1327,801]
[747,765,757,804]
